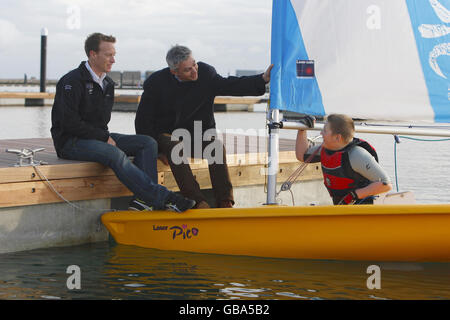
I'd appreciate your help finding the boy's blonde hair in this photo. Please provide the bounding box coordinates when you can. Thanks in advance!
[326,114,355,143]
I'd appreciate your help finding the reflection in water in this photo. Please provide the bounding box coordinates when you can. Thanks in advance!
[37,107,50,139]
[1,242,449,300]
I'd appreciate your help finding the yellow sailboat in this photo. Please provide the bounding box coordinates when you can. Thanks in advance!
[102,204,450,262]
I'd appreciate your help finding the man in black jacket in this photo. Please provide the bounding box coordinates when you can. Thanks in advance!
[51,33,195,212]
[135,45,272,208]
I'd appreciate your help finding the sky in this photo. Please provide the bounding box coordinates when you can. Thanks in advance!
[0,0,272,79]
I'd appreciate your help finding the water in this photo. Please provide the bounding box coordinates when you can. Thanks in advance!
[0,106,450,300]
[1,242,449,300]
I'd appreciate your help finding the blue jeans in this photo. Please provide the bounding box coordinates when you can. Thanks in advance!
[59,133,171,209]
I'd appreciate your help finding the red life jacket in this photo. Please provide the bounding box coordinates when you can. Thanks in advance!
[320,138,378,205]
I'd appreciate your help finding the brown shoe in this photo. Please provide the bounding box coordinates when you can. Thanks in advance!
[194,200,210,209]
[219,200,233,208]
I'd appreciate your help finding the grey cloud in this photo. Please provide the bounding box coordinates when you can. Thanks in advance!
[0,0,271,78]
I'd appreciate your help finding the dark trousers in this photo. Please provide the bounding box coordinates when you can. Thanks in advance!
[157,133,233,206]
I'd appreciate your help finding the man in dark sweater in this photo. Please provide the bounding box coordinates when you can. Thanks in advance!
[135,45,272,208]
[51,33,195,212]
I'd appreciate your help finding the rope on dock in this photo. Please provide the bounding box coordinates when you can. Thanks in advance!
[32,165,117,231]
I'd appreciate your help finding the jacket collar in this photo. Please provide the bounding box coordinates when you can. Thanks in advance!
[78,61,115,88]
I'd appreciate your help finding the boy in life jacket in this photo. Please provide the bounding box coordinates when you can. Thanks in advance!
[295,114,392,205]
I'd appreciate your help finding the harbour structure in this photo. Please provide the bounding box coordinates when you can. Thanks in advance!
[0,92,267,112]
[0,135,327,254]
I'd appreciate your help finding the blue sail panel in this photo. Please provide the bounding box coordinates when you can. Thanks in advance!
[269,0,325,116]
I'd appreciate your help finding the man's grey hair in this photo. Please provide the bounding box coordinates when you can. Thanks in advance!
[166,45,192,70]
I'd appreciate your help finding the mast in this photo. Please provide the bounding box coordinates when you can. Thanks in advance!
[266,109,280,205]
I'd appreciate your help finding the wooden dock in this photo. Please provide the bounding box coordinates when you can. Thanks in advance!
[0,135,322,209]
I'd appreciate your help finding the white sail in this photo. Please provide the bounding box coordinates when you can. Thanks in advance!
[270,0,450,123]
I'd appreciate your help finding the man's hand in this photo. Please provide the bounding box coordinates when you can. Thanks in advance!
[299,115,315,128]
[107,136,116,146]
[262,64,274,83]
[341,190,359,205]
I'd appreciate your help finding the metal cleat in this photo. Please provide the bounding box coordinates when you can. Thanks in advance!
[5,148,48,167]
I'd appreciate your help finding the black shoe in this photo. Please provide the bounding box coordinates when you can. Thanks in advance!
[165,194,196,213]
[128,198,153,211]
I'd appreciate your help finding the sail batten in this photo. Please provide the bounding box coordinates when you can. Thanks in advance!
[270,0,450,123]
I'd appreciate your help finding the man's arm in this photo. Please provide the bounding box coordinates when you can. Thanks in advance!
[58,79,109,142]
[295,130,310,162]
[209,64,268,97]
[135,78,159,138]
[354,181,392,200]
[295,129,321,163]
[349,146,393,198]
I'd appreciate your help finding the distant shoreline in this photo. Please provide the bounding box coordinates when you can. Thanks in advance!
[0,79,58,86]
[0,80,144,90]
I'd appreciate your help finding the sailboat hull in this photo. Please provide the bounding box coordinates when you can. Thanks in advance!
[102,204,450,262]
